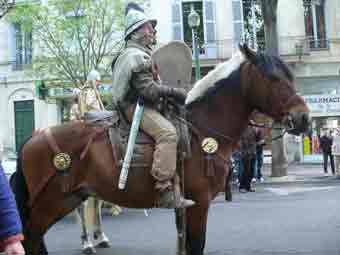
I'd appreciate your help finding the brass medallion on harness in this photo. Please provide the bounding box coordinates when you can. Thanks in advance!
[201,137,219,154]
[53,152,72,171]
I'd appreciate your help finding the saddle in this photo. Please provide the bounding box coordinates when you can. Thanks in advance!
[84,103,191,170]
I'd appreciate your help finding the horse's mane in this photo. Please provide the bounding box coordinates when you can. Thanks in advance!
[185,47,294,106]
[254,53,294,83]
[185,50,246,106]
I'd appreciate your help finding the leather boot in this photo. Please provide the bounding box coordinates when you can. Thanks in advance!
[157,186,195,209]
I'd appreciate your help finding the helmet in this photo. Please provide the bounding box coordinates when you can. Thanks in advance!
[124,2,157,40]
[87,69,101,82]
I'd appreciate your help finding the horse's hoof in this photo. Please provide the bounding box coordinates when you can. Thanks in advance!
[82,246,96,255]
[94,232,111,248]
[95,240,111,248]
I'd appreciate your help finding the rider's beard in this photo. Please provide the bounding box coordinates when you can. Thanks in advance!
[130,28,156,49]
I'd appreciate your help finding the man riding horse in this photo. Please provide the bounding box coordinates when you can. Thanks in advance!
[112,3,195,209]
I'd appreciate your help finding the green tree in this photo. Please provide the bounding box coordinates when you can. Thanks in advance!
[7,0,126,87]
[0,0,15,20]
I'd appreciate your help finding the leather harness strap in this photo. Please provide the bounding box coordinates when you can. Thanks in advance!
[80,125,109,160]
[45,128,61,154]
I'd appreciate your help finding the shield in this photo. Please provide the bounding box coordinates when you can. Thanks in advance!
[152,41,193,91]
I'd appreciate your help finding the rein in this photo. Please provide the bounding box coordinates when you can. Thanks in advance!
[248,119,294,142]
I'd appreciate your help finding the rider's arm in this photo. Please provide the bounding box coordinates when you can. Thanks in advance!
[131,67,164,103]
[130,58,187,104]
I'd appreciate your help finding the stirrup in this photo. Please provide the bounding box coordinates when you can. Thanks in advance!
[157,189,195,209]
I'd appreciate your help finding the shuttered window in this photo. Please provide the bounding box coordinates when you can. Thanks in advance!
[304,0,327,49]
[12,23,32,70]
[203,0,216,43]
[171,0,216,57]
[232,0,245,48]
[181,1,204,53]
[172,1,183,40]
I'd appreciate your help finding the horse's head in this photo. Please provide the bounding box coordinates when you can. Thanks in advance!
[239,44,310,135]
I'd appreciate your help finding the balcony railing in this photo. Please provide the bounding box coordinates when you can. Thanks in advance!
[181,36,336,63]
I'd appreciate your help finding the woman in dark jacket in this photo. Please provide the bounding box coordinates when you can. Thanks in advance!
[0,142,25,254]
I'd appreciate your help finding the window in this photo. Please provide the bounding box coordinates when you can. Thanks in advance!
[304,0,328,50]
[13,23,32,70]
[232,0,245,50]
[182,1,205,54]
[241,0,265,51]
[171,0,216,57]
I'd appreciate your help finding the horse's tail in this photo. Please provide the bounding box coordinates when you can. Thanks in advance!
[10,140,30,227]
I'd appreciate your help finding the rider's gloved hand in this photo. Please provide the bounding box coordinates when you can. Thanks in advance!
[170,88,187,105]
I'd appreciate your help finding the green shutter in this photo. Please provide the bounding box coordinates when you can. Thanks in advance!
[14,100,35,151]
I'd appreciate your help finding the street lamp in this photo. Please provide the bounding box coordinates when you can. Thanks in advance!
[188,4,201,81]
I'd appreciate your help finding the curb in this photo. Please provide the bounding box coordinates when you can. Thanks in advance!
[232,176,340,188]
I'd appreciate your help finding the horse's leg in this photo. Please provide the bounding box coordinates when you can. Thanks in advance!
[25,190,85,255]
[186,204,209,255]
[77,200,96,255]
[93,198,111,248]
[225,168,233,202]
[22,234,47,255]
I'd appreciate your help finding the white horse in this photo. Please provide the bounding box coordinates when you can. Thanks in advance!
[77,197,121,254]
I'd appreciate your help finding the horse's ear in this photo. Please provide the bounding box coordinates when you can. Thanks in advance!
[239,43,257,63]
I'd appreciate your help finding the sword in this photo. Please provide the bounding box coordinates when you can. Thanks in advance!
[118,99,144,190]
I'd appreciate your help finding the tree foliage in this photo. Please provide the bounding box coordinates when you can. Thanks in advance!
[0,0,15,20]
[7,0,126,87]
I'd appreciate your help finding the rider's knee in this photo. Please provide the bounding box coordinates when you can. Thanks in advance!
[158,127,178,144]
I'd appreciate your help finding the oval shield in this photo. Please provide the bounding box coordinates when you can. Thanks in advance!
[152,41,193,91]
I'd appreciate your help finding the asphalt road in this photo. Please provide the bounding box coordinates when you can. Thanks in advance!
[44,181,340,255]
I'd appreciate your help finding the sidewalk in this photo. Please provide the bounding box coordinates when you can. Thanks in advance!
[259,163,340,185]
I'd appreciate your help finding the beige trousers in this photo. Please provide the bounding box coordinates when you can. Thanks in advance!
[126,105,178,191]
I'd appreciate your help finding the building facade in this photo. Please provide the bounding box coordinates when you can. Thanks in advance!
[150,0,340,162]
[0,18,59,157]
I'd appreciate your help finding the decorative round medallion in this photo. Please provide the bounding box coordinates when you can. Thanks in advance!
[201,137,219,154]
[53,153,71,171]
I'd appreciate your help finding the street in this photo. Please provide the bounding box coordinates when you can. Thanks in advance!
[44,173,340,255]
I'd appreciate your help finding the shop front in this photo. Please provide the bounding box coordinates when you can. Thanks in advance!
[302,94,340,163]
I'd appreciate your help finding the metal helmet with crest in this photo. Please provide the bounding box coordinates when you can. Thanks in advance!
[124,2,157,40]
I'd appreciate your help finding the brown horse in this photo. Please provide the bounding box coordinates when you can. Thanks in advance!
[11,44,309,255]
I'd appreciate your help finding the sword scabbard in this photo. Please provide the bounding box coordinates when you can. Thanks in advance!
[118,99,144,190]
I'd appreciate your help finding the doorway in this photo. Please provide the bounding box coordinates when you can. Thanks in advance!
[14,100,34,151]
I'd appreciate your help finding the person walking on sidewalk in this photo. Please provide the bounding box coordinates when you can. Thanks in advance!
[332,128,340,177]
[320,130,335,175]
[253,127,265,182]
[239,126,257,193]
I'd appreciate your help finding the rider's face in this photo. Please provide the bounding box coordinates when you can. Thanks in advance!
[142,22,157,46]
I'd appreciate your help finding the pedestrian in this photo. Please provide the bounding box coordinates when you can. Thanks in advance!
[231,151,243,184]
[253,127,265,182]
[332,128,340,177]
[239,126,257,193]
[0,139,25,255]
[320,130,335,175]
